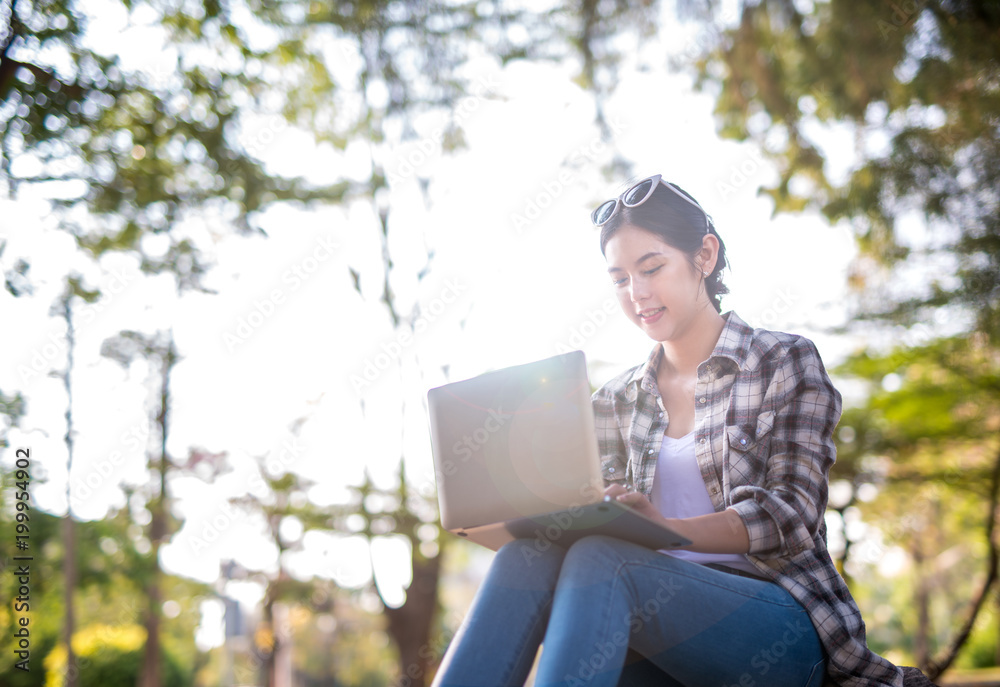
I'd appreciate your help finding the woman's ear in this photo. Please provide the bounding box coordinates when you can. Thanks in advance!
[697,234,721,275]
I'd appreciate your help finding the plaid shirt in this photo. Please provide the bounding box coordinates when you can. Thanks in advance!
[592,311,903,687]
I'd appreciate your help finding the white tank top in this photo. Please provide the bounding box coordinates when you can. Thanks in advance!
[650,431,760,575]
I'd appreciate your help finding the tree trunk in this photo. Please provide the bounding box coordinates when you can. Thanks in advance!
[261,590,277,687]
[138,340,174,687]
[138,560,162,687]
[384,553,443,687]
[61,292,78,687]
[63,515,77,687]
[913,534,930,667]
[138,454,166,687]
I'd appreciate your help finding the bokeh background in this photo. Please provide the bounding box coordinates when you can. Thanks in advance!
[1,0,999,685]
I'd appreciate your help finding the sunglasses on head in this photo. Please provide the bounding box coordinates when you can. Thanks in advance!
[591,174,710,233]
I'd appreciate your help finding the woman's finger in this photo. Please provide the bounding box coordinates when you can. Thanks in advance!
[603,483,630,499]
[615,491,644,505]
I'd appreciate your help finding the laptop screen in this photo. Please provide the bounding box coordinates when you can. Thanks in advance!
[427,351,604,530]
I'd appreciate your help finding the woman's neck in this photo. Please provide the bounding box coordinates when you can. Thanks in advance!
[658,308,726,378]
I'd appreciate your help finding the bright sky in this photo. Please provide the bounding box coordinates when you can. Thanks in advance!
[0,1,864,650]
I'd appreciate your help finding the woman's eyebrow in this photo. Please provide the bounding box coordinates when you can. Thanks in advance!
[607,251,664,273]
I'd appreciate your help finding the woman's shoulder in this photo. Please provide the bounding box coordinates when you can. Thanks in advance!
[724,311,826,370]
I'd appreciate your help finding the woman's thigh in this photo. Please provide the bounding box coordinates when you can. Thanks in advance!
[549,536,825,687]
[433,538,568,687]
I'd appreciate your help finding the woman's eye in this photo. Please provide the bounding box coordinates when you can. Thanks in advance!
[612,277,628,286]
[643,265,663,276]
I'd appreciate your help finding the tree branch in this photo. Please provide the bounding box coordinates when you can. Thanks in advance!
[924,434,1000,679]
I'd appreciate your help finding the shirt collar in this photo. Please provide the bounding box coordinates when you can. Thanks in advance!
[626,311,756,390]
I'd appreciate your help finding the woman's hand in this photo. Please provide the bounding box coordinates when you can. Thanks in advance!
[601,485,749,553]
[603,483,664,523]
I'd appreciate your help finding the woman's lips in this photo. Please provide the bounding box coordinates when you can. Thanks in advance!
[639,307,665,324]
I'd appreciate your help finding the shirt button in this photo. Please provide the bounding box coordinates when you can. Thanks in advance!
[699,437,707,444]
[699,397,707,404]
[740,438,748,445]
[658,412,664,418]
[608,467,615,473]
[647,448,654,454]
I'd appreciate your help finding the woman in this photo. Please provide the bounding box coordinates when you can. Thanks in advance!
[432,175,904,687]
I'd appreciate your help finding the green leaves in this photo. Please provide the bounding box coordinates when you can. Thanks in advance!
[692,1,1000,345]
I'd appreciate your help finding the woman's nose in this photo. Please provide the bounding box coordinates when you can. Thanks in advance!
[629,277,649,303]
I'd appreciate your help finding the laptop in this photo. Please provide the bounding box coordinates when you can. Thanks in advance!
[426,351,690,552]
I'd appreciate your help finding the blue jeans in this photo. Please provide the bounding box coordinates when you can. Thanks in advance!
[432,536,825,687]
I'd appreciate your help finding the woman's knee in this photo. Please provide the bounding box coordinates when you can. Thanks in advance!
[557,535,640,583]
[491,537,567,582]
[564,534,651,566]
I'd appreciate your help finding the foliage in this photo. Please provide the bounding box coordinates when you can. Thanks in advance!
[0,387,25,448]
[1,0,345,290]
[0,474,208,687]
[690,0,999,340]
[29,0,1000,682]
[831,334,1000,670]
[679,0,1000,674]
[834,336,999,475]
[42,624,187,687]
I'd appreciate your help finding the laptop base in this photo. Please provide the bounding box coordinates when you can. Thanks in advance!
[448,499,691,552]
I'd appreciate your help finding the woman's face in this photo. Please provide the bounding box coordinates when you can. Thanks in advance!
[604,224,713,342]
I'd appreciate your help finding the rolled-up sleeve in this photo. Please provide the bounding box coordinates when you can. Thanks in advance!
[728,339,842,559]
[592,385,628,485]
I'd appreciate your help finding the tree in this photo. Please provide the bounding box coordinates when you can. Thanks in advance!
[100,330,179,687]
[685,0,1000,677]
[229,462,331,687]
[52,277,98,687]
[317,2,664,678]
[3,2,677,684]
[99,330,232,687]
[834,336,1000,671]
[0,481,208,687]
[688,0,999,337]
[4,4,336,683]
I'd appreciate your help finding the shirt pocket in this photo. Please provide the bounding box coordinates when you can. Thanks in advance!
[726,411,775,479]
[602,457,627,485]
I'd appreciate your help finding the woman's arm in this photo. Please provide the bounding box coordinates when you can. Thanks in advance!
[667,509,750,554]
[725,338,841,559]
[605,484,750,554]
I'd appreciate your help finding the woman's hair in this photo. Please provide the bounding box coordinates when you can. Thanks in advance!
[598,181,730,313]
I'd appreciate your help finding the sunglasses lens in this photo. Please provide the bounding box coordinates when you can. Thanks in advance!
[592,200,618,225]
[623,178,655,207]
